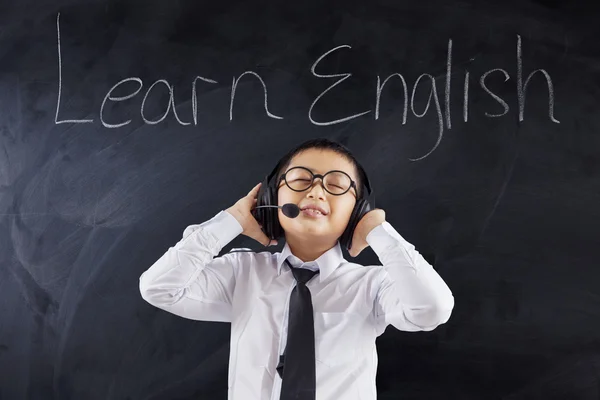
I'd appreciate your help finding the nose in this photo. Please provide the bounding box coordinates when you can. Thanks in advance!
[306,178,327,199]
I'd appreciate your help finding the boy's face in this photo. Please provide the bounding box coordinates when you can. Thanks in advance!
[277,148,359,244]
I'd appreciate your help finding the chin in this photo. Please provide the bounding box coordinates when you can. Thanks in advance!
[281,221,323,234]
[283,223,343,241]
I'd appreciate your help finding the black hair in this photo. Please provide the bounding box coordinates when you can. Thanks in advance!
[275,138,366,198]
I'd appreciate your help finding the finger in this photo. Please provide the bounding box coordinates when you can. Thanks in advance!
[255,229,277,247]
[259,235,271,247]
[248,182,262,196]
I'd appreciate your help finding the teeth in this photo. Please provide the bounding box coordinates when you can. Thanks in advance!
[304,209,323,215]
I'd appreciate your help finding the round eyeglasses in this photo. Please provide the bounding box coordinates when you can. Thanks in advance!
[278,166,357,196]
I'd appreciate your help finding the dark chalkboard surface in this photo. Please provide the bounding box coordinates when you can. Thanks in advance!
[1,0,599,399]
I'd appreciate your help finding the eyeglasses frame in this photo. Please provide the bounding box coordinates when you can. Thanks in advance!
[277,166,358,197]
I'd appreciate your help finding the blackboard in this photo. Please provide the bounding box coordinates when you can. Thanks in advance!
[1,0,599,399]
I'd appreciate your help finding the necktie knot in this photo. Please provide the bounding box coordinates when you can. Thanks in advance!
[286,259,320,284]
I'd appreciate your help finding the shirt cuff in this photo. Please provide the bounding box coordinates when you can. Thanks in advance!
[366,221,410,254]
[178,210,244,253]
[209,210,244,248]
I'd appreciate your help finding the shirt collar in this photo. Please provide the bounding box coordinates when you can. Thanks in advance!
[276,240,344,283]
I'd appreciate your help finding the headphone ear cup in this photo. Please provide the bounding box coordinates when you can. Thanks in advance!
[340,199,372,252]
[264,185,277,240]
[261,182,282,241]
[254,177,271,236]
[269,185,284,240]
[254,176,284,242]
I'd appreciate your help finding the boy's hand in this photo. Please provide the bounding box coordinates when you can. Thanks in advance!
[226,182,278,248]
[348,209,386,257]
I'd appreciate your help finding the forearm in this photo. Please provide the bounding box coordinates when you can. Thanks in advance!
[139,210,243,321]
[367,221,454,330]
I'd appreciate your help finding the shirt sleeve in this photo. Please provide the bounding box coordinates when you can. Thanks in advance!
[366,221,455,332]
[139,210,244,323]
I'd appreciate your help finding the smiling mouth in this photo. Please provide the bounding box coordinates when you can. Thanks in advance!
[301,208,327,217]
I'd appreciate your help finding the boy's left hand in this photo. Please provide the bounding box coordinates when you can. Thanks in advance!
[348,209,386,257]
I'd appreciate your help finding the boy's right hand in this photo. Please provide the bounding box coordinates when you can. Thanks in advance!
[226,182,278,247]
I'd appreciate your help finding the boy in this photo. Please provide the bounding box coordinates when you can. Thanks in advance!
[139,138,454,400]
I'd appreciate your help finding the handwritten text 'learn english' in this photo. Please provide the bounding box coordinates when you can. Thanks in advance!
[54,13,559,161]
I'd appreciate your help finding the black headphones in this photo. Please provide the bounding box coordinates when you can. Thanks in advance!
[251,156,375,253]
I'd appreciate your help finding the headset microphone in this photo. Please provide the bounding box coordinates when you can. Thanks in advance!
[254,204,300,218]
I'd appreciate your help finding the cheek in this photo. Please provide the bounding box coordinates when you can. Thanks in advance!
[331,200,356,220]
[277,190,297,205]
[277,190,305,210]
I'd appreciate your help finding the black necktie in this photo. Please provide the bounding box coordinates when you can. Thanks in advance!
[277,259,320,400]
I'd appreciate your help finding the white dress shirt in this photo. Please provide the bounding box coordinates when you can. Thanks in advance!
[139,210,454,400]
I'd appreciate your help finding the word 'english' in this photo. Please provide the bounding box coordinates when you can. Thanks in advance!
[54,13,560,161]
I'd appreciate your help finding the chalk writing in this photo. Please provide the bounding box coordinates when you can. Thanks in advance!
[53,12,561,161]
